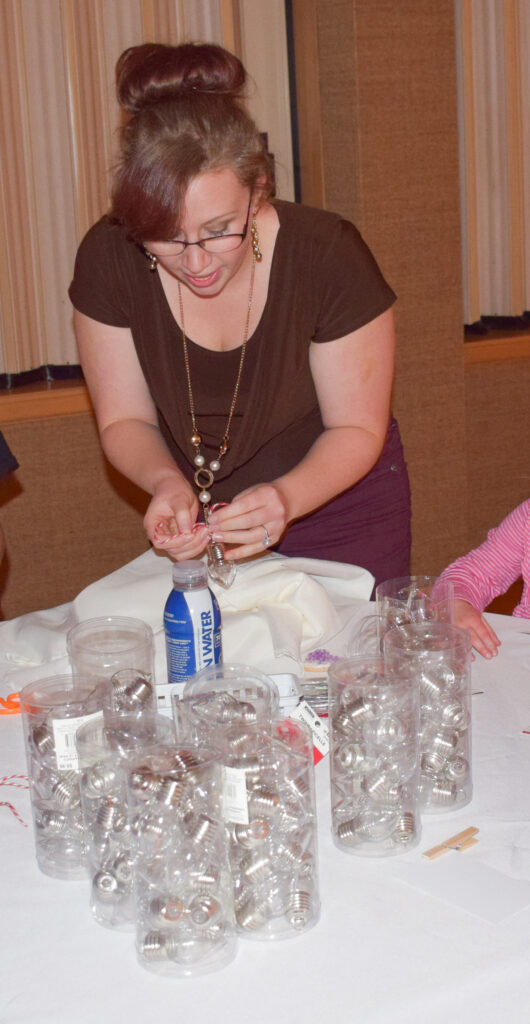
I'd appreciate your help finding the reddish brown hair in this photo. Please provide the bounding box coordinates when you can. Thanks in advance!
[111,43,274,242]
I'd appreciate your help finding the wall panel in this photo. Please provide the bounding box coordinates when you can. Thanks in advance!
[465,360,530,546]
[0,412,148,619]
[302,0,468,573]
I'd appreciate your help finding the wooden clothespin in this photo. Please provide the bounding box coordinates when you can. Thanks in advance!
[423,826,479,860]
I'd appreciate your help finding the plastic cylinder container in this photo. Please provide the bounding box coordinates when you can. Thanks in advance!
[172,663,279,747]
[384,622,472,812]
[20,675,102,879]
[102,667,158,720]
[127,746,236,977]
[328,656,421,856]
[347,613,389,657]
[67,616,154,688]
[375,575,455,627]
[221,717,320,939]
[76,712,174,929]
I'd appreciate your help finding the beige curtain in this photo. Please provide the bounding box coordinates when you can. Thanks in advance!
[455,0,529,324]
[0,0,293,376]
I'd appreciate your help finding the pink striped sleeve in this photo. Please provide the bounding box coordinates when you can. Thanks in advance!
[437,500,530,612]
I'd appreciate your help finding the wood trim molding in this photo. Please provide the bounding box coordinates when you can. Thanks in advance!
[290,0,325,208]
[464,332,530,364]
[0,383,93,423]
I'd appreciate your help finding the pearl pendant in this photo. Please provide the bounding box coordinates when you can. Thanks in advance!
[199,490,211,504]
[194,454,205,467]
[209,459,220,473]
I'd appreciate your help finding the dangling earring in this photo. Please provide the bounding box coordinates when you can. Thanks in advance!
[250,219,263,262]
[144,249,158,272]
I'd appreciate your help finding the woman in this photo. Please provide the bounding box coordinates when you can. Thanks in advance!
[70,42,410,585]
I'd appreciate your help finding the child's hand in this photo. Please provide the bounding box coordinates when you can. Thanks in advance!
[454,599,501,659]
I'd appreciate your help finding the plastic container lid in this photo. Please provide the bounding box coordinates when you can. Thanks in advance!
[268,673,301,711]
[183,662,279,717]
[19,674,102,716]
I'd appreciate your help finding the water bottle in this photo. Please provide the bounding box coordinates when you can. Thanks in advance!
[164,561,222,698]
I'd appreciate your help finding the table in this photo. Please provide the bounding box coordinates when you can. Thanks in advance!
[1,611,530,1024]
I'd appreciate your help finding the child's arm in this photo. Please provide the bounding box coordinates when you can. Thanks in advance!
[439,500,529,656]
[453,599,501,659]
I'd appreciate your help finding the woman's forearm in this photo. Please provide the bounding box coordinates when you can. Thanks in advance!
[274,424,385,523]
[99,418,189,496]
[101,418,206,553]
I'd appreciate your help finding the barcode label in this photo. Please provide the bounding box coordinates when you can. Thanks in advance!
[290,700,329,763]
[52,711,103,771]
[222,766,249,824]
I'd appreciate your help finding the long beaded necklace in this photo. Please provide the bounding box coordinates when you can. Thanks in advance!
[177,252,257,586]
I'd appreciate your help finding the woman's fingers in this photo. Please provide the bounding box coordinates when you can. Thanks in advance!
[208,484,288,553]
[146,484,286,564]
[210,484,284,524]
[149,510,194,539]
[164,529,210,560]
[151,517,209,557]
[143,478,200,546]
[216,525,275,561]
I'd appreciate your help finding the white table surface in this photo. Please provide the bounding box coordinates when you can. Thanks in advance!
[1,611,530,1024]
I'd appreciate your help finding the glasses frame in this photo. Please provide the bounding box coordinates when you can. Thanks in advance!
[146,195,252,258]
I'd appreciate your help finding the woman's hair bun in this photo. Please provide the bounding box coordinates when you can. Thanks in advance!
[116,42,246,112]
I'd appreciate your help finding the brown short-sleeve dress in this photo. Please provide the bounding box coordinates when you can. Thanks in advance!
[69,200,410,584]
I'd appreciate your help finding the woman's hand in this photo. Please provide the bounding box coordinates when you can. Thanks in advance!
[144,475,210,560]
[75,312,210,562]
[208,482,289,560]
[454,598,501,659]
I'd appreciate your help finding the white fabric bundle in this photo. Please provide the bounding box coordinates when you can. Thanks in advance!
[0,549,374,689]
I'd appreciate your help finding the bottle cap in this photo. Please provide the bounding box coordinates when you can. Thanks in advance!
[171,560,209,590]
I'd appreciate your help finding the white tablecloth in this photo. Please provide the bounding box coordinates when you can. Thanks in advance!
[1,598,530,1022]
[0,549,374,691]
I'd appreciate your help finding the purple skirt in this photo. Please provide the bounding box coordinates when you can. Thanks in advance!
[276,418,411,589]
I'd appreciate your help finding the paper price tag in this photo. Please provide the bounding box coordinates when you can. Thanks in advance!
[52,711,103,771]
[222,765,249,824]
[290,699,329,764]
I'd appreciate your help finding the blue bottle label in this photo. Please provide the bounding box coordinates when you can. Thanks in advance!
[164,587,222,686]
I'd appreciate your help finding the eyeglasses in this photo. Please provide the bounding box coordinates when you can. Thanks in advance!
[146,196,252,257]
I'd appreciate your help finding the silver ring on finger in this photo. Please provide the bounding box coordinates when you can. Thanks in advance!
[262,525,271,548]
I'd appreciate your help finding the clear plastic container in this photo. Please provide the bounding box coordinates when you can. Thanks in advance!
[347,613,389,656]
[172,663,279,747]
[328,656,421,856]
[102,668,157,719]
[172,667,318,939]
[376,575,454,626]
[127,746,236,977]
[76,712,174,929]
[384,622,472,812]
[67,616,154,687]
[221,717,320,939]
[20,675,102,879]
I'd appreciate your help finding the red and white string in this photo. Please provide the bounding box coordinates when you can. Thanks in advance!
[0,774,29,827]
